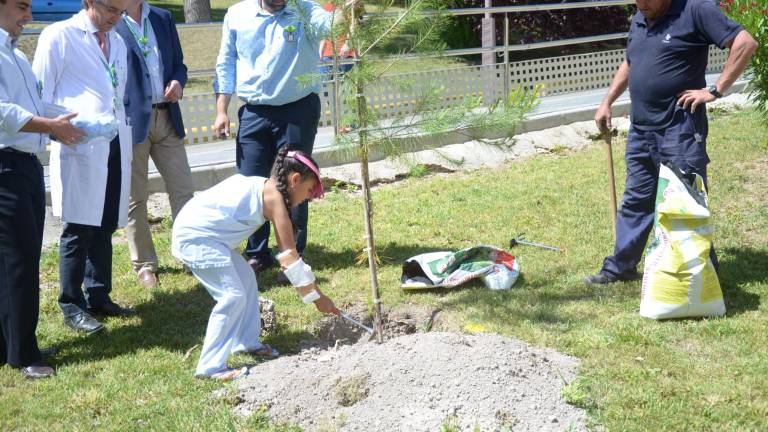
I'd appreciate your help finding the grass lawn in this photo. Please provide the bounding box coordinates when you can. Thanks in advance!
[1,108,766,431]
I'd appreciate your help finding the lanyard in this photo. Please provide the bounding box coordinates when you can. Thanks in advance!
[99,55,118,90]
[123,16,150,57]
[98,53,120,113]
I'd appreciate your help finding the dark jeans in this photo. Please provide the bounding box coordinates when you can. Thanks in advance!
[601,107,718,278]
[236,93,321,265]
[58,137,121,317]
[0,150,45,368]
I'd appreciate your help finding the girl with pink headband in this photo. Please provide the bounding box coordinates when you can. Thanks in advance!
[172,147,339,381]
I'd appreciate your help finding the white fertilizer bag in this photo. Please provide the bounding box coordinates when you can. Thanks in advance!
[640,163,725,320]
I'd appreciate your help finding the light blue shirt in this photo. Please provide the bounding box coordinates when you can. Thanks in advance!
[214,0,331,106]
[172,175,268,268]
[0,28,47,153]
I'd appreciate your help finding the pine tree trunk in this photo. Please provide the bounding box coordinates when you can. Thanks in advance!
[357,94,384,344]
[351,5,384,343]
[184,0,212,23]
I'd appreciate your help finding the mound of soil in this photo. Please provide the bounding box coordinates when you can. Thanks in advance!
[235,315,587,431]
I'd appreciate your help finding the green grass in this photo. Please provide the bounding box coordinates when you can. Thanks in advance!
[1,109,767,431]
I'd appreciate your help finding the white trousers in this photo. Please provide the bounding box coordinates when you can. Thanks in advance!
[192,251,262,376]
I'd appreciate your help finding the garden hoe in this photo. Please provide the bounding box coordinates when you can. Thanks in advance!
[509,234,564,252]
[340,311,375,335]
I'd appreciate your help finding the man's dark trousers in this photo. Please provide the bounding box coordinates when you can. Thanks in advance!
[236,93,321,265]
[601,107,718,278]
[58,137,122,317]
[0,150,45,368]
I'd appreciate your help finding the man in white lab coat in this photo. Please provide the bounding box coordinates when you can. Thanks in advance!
[33,0,134,334]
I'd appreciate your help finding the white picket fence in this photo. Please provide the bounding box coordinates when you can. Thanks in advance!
[179,46,730,145]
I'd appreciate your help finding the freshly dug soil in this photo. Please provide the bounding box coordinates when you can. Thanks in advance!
[234,307,586,431]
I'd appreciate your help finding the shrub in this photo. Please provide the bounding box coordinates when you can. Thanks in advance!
[721,0,768,117]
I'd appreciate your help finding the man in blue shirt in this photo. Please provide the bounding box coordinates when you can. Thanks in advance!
[212,0,336,275]
[0,0,84,378]
[585,0,758,285]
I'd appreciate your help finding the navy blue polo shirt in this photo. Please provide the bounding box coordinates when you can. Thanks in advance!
[627,0,741,129]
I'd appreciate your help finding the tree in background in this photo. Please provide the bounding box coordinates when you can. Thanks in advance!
[721,0,768,118]
[184,0,212,23]
[296,0,538,340]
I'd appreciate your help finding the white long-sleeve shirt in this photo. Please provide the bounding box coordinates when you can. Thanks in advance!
[0,28,47,153]
[33,10,127,120]
[123,1,165,103]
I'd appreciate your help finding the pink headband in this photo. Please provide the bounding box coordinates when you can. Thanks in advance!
[287,151,324,199]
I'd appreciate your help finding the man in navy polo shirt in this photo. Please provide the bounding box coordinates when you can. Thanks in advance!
[585,0,758,285]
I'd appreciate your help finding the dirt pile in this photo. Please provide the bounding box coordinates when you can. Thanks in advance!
[234,326,586,431]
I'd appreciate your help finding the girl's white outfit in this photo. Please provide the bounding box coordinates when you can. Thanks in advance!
[172,174,270,376]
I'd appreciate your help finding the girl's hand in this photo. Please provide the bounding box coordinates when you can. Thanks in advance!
[313,294,340,316]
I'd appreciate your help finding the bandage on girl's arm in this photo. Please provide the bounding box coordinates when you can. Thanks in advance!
[265,182,322,301]
[277,249,326,301]
[278,251,315,286]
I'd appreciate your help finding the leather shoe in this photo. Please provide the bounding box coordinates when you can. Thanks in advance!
[137,268,158,288]
[40,346,60,357]
[21,363,55,379]
[89,302,136,317]
[248,257,274,274]
[64,312,104,334]
[584,269,642,286]
[584,272,618,286]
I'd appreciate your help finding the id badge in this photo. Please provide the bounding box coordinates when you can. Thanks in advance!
[284,24,300,43]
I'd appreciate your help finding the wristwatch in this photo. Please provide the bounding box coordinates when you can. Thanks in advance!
[707,84,723,99]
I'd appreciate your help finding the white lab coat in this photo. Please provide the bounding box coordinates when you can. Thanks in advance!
[33,10,132,227]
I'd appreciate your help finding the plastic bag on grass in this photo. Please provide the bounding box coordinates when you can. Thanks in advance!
[401,245,520,290]
[640,163,724,319]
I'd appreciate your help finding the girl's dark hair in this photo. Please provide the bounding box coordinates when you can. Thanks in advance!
[271,147,320,228]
